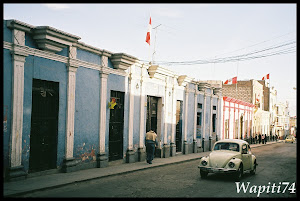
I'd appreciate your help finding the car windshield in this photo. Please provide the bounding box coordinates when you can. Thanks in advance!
[214,142,240,152]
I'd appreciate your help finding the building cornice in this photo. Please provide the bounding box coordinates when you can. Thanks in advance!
[110,53,138,71]
[32,26,81,53]
[3,41,127,77]
[177,75,194,86]
[6,19,35,32]
[74,41,113,57]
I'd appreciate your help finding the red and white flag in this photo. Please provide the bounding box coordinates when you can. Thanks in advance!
[145,16,151,45]
[224,76,237,85]
[262,73,269,80]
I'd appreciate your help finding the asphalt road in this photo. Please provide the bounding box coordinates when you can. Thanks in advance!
[21,142,297,198]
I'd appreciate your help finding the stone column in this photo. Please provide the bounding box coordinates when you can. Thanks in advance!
[9,28,28,181]
[137,65,146,161]
[126,67,135,163]
[183,84,189,154]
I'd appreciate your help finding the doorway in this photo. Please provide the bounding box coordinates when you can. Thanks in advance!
[146,96,158,133]
[29,79,59,173]
[175,100,183,152]
[109,91,124,161]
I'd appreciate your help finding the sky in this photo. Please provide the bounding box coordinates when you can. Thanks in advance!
[3,3,297,116]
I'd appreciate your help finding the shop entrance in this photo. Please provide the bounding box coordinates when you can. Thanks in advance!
[29,79,59,173]
[109,91,124,161]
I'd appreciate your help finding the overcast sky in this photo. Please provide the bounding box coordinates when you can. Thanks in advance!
[3,3,297,116]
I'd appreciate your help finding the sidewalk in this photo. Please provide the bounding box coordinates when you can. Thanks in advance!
[3,140,280,197]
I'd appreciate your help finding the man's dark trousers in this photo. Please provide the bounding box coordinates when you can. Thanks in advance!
[146,140,155,164]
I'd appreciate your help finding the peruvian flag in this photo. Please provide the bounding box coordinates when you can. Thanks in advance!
[145,16,151,45]
[262,73,270,80]
[224,76,237,85]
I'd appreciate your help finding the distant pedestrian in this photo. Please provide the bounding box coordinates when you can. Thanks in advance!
[262,134,265,144]
[258,133,262,144]
[265,134,268,143]
[255,134,258,144]
[145,130,158,164]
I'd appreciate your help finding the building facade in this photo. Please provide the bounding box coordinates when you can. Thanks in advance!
[274,102,290,139]
[221,96,255,142]
[222,79,271,140]
[269,86,278,138]
[289,116,297,137]
[3,19,222,181]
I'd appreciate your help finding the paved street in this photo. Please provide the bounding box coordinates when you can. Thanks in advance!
[19,142,296,198]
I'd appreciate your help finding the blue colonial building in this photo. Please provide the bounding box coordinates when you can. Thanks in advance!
[3,19,222,181]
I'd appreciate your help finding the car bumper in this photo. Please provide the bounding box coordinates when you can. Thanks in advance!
[198,166,237,174]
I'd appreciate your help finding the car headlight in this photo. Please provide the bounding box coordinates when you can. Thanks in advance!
[201,160,208,166]
[228,161,235,168]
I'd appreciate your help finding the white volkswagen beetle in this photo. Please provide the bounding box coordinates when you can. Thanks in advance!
[198,139,257,180]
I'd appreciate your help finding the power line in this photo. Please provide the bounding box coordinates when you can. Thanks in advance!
[141,40,296,65]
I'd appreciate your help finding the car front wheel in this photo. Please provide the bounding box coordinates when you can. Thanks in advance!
[235,165,243,181]
[200,170,208,178]
[250,161,256,175]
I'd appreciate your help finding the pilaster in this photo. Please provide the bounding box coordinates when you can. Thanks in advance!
[126,66,135,163]
[138,65,146,162]
[163,77,170,158]
[8,27,28,181]
[170,77,177,157]
[63,46,80,172]
[193,85,198,153]
[97,71,109,168]
[183,84,189,154]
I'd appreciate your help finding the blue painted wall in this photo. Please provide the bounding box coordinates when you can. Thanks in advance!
[77,48,101,65]
[25,33,38,49]
[3,49,12,171]
[133,94,141,150]
[74,67,100,163]
[187,92,195,144]
[3,20,12,43]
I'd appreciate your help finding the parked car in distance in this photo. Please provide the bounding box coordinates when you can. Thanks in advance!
[198,139,257,180]
[285,135,295,143]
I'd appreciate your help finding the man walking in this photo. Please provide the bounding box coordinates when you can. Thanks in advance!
[145,130,158,164]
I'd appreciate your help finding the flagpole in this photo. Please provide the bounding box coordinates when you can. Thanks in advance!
[152,24,161,65]
[146,14,152,65]
[148,43,151,65]
[236,58,239,98]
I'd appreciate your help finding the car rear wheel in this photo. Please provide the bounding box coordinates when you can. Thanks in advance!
[200,170,208,178]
